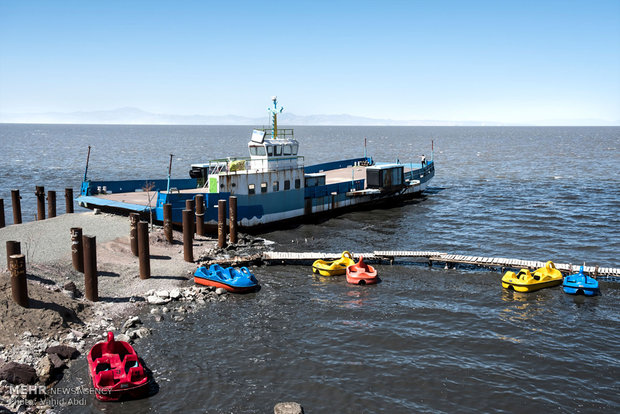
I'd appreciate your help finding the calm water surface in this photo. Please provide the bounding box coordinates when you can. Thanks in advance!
[1,125,619,413]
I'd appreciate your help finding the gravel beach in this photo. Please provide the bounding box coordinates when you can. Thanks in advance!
[0,211,266,412]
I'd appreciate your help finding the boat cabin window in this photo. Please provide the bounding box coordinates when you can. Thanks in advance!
[261,182,267,193]
[295,178,301,189]
[283,145,292,156]
[292,143,298,155]
[250,145,266,156]
[267,146,274,156]
[273,180,279,192]
[284,180,291,190]
[274,145,282,156]
[248,184,255,195]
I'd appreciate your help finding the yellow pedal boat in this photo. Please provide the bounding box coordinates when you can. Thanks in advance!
[312,251,355,276]
[501,261,563,292]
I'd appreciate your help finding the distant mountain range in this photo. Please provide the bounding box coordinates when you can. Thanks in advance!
[0,107,617,126]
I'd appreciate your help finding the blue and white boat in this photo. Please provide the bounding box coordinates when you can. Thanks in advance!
[76,97,435,231]
[563,266,600,296]
[194,264,259,293]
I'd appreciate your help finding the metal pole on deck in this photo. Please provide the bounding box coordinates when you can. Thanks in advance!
[35,186,45,220]
[129,213,140,256]
[229,196,237,244]
[83,235,98,302]
[182,210,194,262]
[195,194,205,237]
[217,199,227,249]
[11,190,22,224]
[163,203,173,243]
[138,221,150,279]
[70,227,84,272]
[9,254,29,308]
[65,188,74,214]
[47,190,56,218]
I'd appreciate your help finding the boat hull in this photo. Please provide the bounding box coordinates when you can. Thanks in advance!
[501,279,561,292]
[562,285,599,296]
[312,252,355,277]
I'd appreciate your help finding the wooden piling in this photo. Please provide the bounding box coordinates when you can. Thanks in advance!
[129,213,140,257]
[35,186,45,220]
[47,190,57,218]
[138,221,150,279]
[65,188,74,214]
[195,194,205,236]
[182,209,194,262]
[218,199,227,249]
[229,196,237,244]
[163,203,173,243]
[9,254,29,308]
[185,199,195,238]
[70,227,84,272]
[83,235,98,302]
[6,241,21,268]
[11,189,22,224]
[0,198,4,228]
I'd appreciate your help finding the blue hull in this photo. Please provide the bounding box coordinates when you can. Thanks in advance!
[562,267,600,296]
[194,264,258,292]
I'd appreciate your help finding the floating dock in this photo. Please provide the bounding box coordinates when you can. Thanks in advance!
[262,250,620,278]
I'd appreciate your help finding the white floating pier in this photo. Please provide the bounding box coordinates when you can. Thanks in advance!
[262,250,620,278]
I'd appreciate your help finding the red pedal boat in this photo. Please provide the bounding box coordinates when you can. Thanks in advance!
[346,255,380,285]
[87,332,150,401]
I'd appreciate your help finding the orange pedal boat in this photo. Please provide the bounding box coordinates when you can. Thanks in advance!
[346,255,379,285]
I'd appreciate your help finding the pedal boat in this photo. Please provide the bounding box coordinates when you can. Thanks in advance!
[501,261,563,292]
[346,255,379,285]
[312,251,355,276]
[563,266,600,296]
[194,264,259,293]
[87,331,149,402]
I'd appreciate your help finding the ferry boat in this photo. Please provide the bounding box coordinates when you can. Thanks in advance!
[76,98,435,231]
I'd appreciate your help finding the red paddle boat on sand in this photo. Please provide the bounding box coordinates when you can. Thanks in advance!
[87,332,149,401]
[346,255,379,285]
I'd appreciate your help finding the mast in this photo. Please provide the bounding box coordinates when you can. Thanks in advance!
[267,96,284,139]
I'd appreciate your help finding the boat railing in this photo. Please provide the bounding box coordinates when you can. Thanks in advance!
[259,128,295,139]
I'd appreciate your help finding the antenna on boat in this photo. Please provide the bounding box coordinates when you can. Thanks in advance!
[83,145,91,181]
[364,137,367,159]
[431,140,434,161]
[268,96,284,139]
[166,153,174,193]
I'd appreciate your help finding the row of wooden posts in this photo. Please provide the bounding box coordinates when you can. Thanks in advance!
[5,195,240,308]
[0,187,74,227]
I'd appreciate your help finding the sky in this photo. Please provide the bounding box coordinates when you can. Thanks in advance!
[1,0,619,125]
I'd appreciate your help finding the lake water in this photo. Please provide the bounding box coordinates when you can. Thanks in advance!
[1,124,619,413]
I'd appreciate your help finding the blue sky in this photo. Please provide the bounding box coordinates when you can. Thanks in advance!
[1,0,619,124]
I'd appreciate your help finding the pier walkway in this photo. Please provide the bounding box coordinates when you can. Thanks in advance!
[263,250,620,278]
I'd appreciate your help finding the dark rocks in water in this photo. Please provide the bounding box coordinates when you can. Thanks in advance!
[0,362,38,385]
[274,402,304,414]
[45,345,79,360]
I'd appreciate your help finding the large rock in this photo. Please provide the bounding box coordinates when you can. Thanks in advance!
[0,362,38,385]
[122,316,142,332]
[48,353,66,370]
[45,345,79,360]
[169,289,181,300]
[274,402,304,414]
[147,295,170,305]
[215,288,227,295]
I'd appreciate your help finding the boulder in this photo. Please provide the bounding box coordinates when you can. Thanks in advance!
[169,289,181,300]
[122,316,142,332]
[45,345,79,360]
[155,290,170,298]
[274,402,304,414]
[147,295,170,305]
[48,353,66,370]
[0,362,38,385]
[115,333,131,343]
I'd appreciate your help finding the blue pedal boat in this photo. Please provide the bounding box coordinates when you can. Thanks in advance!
[563,266,600,296]
[194,264,259,293]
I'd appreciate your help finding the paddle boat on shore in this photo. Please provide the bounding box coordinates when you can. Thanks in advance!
[194,264,259,293]
[346,255,379,285]
[501,261,563,292]
[563,266,600,296]
[312,251,356,276]
[87,332,150,401]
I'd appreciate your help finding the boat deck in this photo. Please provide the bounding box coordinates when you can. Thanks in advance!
[323,165,416,186]
[94,187,209,207]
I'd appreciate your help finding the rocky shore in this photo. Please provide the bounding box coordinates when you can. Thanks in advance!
[0,212,274,413]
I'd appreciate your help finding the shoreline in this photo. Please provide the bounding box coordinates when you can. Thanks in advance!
[0,212,270,413]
